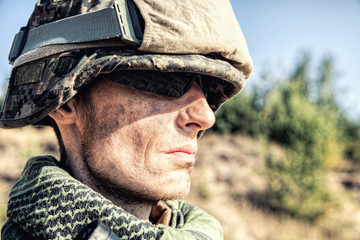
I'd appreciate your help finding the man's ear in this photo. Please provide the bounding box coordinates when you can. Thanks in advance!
[48,98,78,125]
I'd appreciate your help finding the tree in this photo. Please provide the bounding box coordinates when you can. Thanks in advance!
[213,51,347,221]
[315,55,338,111]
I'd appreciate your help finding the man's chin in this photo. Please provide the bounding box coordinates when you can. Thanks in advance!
[104,182,191,203]
[157,183,191,201]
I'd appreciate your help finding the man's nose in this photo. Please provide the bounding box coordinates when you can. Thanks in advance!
[176,82,216,137]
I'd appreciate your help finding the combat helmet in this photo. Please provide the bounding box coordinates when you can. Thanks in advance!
[0,0,253,128]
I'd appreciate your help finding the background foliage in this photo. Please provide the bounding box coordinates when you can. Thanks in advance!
[212,52,360,222]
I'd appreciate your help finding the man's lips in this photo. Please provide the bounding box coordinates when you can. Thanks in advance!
[164,145,197,163]
[168,151,196,158]
[166,145,197,155]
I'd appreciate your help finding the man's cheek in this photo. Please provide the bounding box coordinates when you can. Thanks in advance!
[97,103,126,139]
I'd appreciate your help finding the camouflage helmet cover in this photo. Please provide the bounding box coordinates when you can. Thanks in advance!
[0,0,253,128]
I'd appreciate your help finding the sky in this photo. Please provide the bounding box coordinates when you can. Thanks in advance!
[0,0,359,119]
[230,0,360,119]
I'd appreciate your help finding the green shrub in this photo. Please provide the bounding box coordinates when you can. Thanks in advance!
[213,53,347,222]
[213,90,265,137]
[265,152,330,222]
[343,121,360,164]
[262,83,337,221]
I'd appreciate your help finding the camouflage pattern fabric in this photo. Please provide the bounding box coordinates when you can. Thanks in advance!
[26,0,114,29]
[1,156,223,240]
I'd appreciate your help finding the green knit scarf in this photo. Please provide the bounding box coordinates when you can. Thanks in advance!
[1,156,223,240]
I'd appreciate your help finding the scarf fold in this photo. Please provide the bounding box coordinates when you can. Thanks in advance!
[1,156,223,240]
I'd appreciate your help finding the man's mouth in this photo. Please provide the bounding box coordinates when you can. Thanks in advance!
[165,145,197,165]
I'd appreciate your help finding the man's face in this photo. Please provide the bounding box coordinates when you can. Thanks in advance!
[78,75,215,203]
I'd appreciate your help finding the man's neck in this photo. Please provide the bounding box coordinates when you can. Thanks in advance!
[104,195,154,221]
[72,163,154,220]
[64,154,154,221]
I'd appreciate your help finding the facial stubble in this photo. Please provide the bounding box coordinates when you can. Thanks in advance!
[78,96,191,205]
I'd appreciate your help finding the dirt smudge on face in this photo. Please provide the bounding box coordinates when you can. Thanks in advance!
[97,103,126,139]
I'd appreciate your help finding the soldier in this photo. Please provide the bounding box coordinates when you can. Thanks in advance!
[0,0,252,239]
